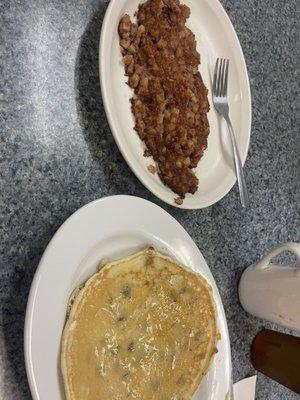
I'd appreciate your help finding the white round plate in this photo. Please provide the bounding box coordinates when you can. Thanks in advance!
[99,0,251,209]
[25,195,231,399]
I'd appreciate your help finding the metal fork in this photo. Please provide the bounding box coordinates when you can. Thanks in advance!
[212,58,249,207]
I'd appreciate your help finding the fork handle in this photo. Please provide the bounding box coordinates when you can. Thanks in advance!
[224,116,249,208]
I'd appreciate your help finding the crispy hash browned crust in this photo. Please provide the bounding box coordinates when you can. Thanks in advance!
[61,249,220,400]
[118,0,210,198]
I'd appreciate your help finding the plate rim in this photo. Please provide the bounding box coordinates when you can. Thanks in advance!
[24,195,231,399]
[99,0,252,209]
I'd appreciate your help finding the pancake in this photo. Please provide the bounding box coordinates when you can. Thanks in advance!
[61,248,219,400]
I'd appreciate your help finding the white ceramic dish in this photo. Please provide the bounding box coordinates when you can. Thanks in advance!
[99,0,251,209]
[25,195,231,400]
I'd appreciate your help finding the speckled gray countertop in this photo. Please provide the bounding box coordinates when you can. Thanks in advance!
[0,0,299,399]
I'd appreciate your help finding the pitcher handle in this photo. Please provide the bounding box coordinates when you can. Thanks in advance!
[254,243,300,270]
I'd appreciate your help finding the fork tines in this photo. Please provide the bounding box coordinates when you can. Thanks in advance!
[213,58,229,98]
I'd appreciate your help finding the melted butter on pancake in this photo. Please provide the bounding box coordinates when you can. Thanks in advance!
[61,249,219,400]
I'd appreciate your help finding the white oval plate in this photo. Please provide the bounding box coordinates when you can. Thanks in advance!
[99,0,251,209]
[25,195,231,400]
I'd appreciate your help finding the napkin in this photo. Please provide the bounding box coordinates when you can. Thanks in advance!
[233,376,257,400]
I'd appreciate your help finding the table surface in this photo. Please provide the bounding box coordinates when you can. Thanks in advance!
[1,0,299,399]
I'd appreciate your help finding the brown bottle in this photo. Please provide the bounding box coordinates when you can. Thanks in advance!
[251,329,300,394]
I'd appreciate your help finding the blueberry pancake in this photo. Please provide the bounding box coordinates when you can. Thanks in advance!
[61,248,219,400]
